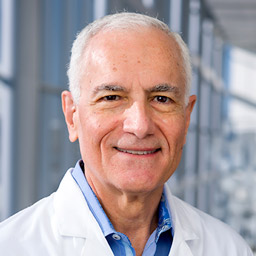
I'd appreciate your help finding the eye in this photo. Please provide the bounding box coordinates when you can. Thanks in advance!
[153,96,172,103]
[103,95,121,101]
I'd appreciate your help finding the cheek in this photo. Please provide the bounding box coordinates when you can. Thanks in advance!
[76,112,101,155]
[165,120,186,148]
[78,109,104,135]
[77,111,120,152]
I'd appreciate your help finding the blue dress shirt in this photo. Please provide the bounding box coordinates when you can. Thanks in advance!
[71,160,173,255]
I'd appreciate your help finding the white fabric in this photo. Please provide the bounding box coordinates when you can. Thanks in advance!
[0,169,253,256]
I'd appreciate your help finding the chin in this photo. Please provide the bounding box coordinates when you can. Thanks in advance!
[115,178,164,194]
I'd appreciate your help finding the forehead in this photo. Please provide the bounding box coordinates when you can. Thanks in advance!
[81,27,185,90]
[87,27,180,61]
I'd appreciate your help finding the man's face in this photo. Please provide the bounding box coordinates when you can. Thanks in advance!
[63,28,196,194]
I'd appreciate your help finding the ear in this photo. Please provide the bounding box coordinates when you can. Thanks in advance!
[183,95,197,144]
[61,90,78,142]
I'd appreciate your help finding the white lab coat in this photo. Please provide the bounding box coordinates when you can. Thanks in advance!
[0,169,253,255]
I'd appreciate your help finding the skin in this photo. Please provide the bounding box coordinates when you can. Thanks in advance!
[62,27,196,255]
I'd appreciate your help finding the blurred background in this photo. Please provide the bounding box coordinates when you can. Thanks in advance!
[0,0,255,252]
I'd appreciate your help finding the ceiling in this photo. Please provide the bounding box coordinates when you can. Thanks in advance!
[204,0,256,53]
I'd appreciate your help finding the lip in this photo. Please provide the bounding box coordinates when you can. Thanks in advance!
[114,147,161,155]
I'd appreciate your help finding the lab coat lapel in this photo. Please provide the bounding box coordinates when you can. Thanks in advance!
[54,170,113,255]
[165,184,199,256]
[54,169,91,238]
[169,241,195,256]
[82,237,114,256]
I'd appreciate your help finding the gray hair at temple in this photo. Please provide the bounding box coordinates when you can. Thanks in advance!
[67,12,192,105]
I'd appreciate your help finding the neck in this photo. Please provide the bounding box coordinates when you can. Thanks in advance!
[87,176,163,255]
[106,190,161,232]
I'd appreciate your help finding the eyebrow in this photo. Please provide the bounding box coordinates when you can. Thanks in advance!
[92,84,126,95]
[92,83,181,96]
[148,84,181,95]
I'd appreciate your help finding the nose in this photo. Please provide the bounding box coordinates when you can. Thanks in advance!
[123,102,155,139]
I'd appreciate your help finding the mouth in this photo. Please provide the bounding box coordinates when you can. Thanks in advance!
[114,147,161,155]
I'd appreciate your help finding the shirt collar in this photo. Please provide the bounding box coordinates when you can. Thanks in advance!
[71,160,173,241]
[71,160,114,236]
[156,189,173,241]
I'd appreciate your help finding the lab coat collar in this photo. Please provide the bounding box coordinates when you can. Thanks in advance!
[164,184,199,255]
[54,169,113,255]
[53,170,109,239]
[53,169,93,238]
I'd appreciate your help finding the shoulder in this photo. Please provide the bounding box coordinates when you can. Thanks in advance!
[0,169,74,234]
[174,196,238,237]
[0,170,75,253]
[165,187,253,255]
[0,192,55,227]
[0,193,57,254]
[0,169,96,255]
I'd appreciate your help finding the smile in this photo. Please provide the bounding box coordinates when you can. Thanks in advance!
[114,147,161,155]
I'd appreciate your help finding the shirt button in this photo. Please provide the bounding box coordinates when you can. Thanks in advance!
[112,234,121,240]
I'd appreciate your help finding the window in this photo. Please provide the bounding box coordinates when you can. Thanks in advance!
[0,0,14,220]
[0,0,13,79]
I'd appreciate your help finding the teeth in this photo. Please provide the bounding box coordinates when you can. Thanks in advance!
[116,148,158,155]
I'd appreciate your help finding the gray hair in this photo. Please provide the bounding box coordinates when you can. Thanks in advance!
[67,12,191,105]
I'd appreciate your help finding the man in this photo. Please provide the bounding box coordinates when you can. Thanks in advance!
[0,12,253,256]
